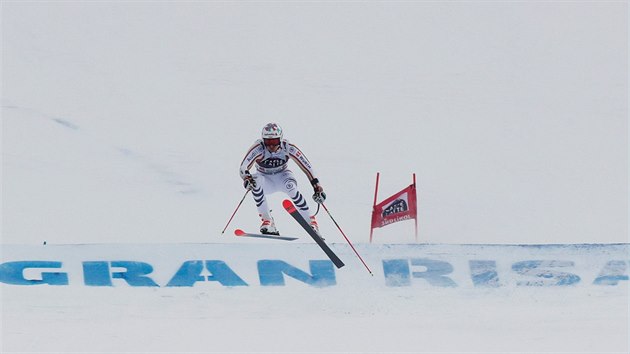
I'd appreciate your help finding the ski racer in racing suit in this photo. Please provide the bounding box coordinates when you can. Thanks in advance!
[240,122,326,235]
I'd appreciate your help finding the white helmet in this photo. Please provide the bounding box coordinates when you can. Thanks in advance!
[261,123,283,140]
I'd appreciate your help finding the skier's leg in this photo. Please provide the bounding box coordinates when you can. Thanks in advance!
[279,171,309,216]
[251,174,271,218]
[280,171,316,224]
[251,174,280,234]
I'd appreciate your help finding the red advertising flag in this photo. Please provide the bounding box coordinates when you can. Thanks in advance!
[371,183,417,229]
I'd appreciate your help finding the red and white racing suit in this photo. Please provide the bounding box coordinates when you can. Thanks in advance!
[239,139,318,222]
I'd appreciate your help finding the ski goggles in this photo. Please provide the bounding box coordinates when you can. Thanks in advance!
[263,138,281,147]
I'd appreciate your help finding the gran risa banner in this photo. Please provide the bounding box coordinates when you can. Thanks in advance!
[370,173,418,242]
[1,243,628,288]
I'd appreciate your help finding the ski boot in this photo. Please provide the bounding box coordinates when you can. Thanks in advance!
[260,218,279,235]
[309,216,325,241]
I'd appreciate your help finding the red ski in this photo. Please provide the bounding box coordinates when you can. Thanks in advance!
[234,229,298,241]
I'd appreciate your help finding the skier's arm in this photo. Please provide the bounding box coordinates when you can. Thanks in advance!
[239,141,264,179]
[287,143,326,203]
[287,142,317,182]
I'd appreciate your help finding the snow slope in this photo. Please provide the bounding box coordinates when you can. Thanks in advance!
[1,1,628,353]
[2,242,628,353]
[2,1,627,245]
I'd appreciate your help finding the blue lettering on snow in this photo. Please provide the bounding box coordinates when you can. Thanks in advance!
[469,260,499,287]
[0,261,68,285]
[79,259,336,287]
[382,259,411,287]
[167,260,248,287]
[1,258,627,288]
[83,261,159,287]
[258,260,336,287]
[593,260,629,285]
[511,260,581,286]
[383,258,457,287]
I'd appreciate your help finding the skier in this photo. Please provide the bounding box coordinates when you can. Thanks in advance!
[240,122,326,235]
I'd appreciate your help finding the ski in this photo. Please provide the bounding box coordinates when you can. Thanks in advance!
[282,199,345,269]
[234,229,298,241]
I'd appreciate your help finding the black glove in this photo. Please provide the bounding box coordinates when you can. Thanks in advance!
[243,171,257,190]
[311,178,326,204]
[313,191,326,204]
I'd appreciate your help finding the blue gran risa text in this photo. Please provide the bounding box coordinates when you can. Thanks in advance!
[1,258,627,287]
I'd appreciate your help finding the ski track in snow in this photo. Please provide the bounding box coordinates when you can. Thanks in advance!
[3,104,203,196]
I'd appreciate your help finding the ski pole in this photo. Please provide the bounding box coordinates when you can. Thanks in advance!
[221,189,250,235]
[321,203,373,276]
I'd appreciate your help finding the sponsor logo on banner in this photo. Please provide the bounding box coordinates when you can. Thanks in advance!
[381,193,412,226]
[382,194,409,216]
[372,185,417,229]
